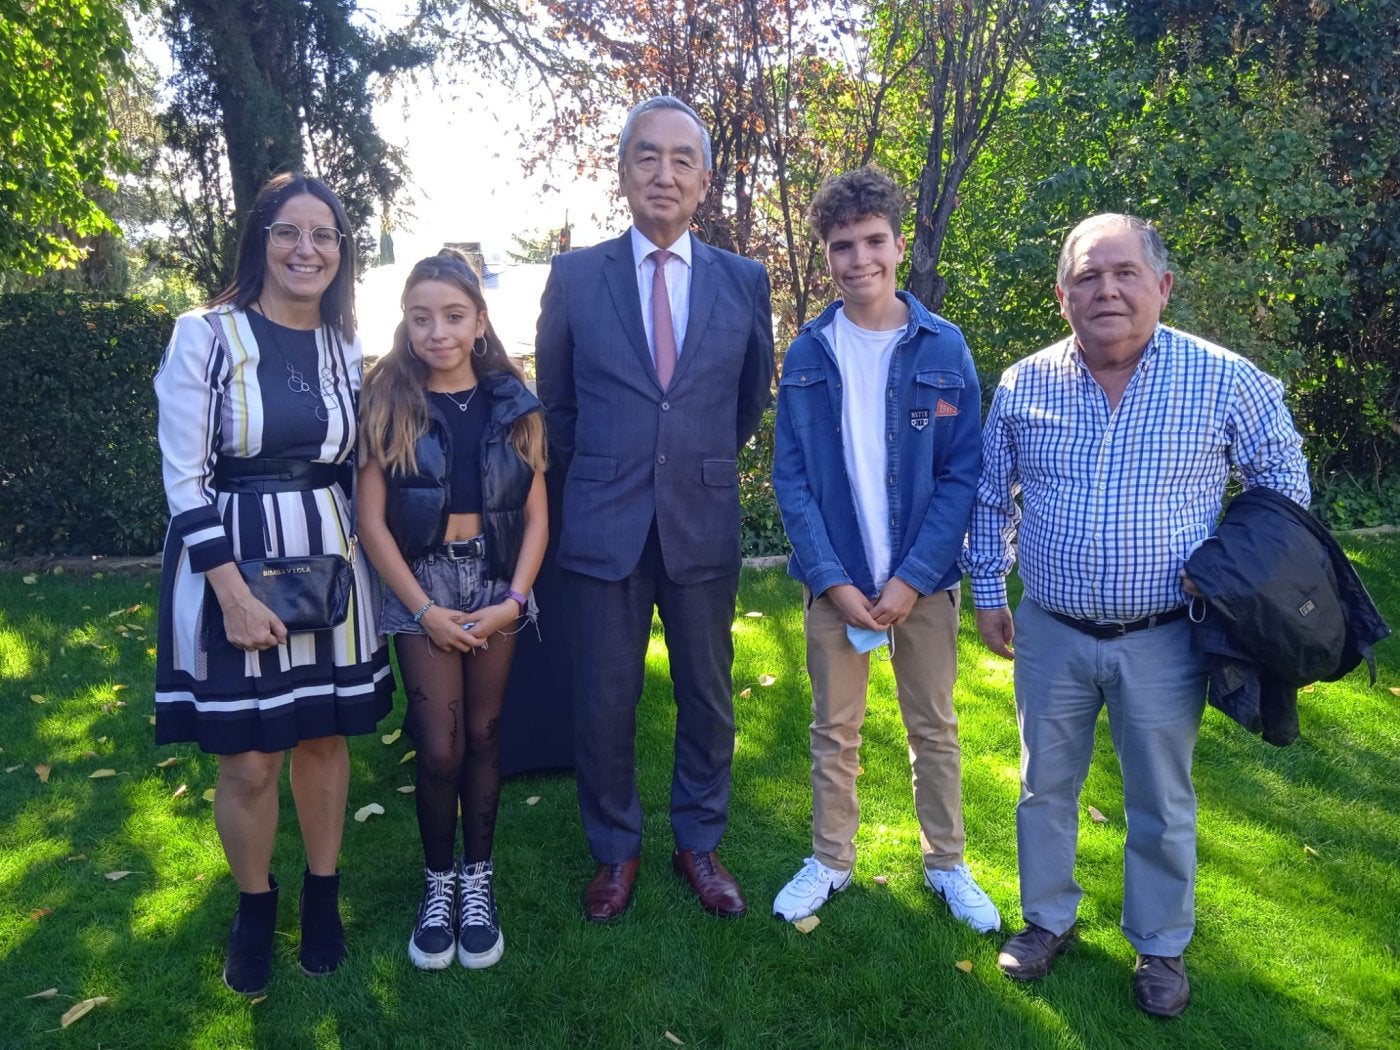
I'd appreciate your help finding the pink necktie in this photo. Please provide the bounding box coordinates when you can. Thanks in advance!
[650,249,677,390]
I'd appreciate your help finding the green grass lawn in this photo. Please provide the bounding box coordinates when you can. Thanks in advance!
[3,540,1399,1049]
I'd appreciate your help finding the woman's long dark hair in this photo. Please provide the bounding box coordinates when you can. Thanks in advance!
[361,249,546,475]
[207,173,357,339]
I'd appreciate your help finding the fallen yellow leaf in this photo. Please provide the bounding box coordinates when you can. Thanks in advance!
[22,574,37,584]
[381,728,402,745]
[744,610,763,618]
[4,765,21,774]
[525,796,541,806]
[148,715,157,725]
[354,802,385,822]
[400,750,417,764]
[873,875,889,886]
[1087,805,1109,824]
[25,987,59,1000]
[156,757,180,768]
[105,871,133,881]
[97,736,109,744]
[172,784,188,799]
[82,750,98,759]
[1304,844,1321,858]
[396,785,415,794]
[1390,686,1400,697]
[250,995,268,1006]
[955,959,974,973]
[35,764,52,783]
[663,1033,685,1047]
[1301,683,1315,693]
[30,694,46,704]
[112,684,126,692]
[30,908,52,920]
[738,687,752,698]
[60,996,110,1028]
[68,854,86,862]
[757,674,777,686]
[89,769,118,779]
[202,788,217,802]
[793,915,820,934]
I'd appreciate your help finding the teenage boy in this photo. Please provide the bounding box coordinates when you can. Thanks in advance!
[770,165,997,931]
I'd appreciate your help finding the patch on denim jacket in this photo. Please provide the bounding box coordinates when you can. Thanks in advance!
[935,398,959,417]
[909,408,930,431]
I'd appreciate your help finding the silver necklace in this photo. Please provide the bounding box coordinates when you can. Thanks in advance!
[434,385,480,412]
[256,302,337,421]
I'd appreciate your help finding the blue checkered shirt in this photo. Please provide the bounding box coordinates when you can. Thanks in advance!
[964,325,1310,620]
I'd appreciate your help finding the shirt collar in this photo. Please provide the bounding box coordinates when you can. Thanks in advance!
[630,226,692,270]
[1065,324,1166,371]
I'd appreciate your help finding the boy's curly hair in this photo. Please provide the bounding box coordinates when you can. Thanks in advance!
[807,165,906,243]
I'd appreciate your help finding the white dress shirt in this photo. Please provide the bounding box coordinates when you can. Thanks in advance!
[630,226,692,361]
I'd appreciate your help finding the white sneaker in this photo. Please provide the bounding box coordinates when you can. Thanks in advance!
[773,857,853,921]
[925,863,1001,933]
[409,867,457,970]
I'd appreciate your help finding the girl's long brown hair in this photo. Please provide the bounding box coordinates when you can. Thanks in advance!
[361,249,546,475]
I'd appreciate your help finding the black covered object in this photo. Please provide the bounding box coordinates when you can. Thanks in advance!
[1186,486,1391,745]
[499,463,574,776]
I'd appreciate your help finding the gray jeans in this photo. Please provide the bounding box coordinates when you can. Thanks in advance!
[379,540,536,636]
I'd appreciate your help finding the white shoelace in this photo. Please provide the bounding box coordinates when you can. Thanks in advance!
[789,858,831,894]
[459,864,494,927]
[419,869,454,929]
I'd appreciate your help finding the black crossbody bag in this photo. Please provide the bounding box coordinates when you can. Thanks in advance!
[214,458,354,632]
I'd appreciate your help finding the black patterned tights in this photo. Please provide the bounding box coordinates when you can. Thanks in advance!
[396,631,515,871]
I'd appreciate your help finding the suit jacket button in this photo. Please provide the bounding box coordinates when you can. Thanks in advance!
[657,454,668,464]
[661,401,670,411]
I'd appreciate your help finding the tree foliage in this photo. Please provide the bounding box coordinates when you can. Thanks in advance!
[158,0,434,290]
[0,0,131,274]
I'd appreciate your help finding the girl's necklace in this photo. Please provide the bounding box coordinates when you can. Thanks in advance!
[434,385,480,412]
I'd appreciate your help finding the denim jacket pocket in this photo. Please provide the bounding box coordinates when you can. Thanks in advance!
[914,369,965,428]
[778,364,833,428]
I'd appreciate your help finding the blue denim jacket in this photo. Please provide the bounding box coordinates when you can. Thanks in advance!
[772,292,982,599]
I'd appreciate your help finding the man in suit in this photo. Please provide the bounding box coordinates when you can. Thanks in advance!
[535,96,775,921]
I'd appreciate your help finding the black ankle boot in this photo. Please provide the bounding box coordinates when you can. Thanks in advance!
[299,869,346,976]
[223,876,279,996]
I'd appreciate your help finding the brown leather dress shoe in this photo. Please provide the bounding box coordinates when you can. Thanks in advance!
[672,849,747,917]
[584,859,640,922]
[1134,953,1190,1018]
[996,922,1077,980]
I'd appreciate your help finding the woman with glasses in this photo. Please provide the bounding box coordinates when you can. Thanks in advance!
[153,172,394,996]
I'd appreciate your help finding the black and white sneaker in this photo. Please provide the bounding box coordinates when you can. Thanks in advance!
[457,857,504,969]
[409,866,456,970]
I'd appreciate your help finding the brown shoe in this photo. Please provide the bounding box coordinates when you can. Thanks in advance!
[672,849,747,917]
[583,859,640,923]
[996,922,1077,980]
[1134,954,1189,1018]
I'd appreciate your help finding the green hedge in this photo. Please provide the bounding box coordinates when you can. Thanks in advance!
[0,292,171,556]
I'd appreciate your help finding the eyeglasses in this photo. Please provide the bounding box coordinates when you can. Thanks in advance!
[265,221,344,252]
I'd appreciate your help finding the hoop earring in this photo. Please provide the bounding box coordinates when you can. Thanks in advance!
[472,336,488,359]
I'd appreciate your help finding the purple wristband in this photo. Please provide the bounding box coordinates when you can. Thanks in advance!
[505,589,528,609]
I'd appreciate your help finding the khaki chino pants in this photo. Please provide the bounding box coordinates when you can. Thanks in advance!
[803,585,966,872]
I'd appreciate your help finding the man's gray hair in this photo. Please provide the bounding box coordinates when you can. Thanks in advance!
[1056,213,1170,288]
[617,96,713,172]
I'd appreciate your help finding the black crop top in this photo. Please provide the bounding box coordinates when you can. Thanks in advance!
[429,389,489,513]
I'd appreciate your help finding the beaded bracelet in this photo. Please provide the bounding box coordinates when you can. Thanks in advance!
[412,599,436,623]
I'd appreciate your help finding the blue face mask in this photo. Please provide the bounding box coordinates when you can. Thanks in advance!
[846,624,889,654]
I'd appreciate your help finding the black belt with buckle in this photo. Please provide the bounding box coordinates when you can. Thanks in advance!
[436,538,486,560]
[1046,605,1188,640]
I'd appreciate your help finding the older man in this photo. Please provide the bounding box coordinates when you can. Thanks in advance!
[964,214,1309,1017]
[536,97,774,921]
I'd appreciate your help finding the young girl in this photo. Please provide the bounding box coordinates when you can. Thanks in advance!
[358,250,547,970]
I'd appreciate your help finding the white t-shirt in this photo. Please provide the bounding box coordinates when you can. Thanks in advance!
[830,307,903,590]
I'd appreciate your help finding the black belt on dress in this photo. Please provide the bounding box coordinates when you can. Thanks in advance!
[1045,605,1188,640]
[433,538,486,560]
[213,457,338,493]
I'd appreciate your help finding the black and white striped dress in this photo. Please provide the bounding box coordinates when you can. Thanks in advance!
[153,306,394,754]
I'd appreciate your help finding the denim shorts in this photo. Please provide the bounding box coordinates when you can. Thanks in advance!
[379,537,537,636]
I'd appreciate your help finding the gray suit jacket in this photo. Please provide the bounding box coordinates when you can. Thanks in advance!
[535,230,774,584]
